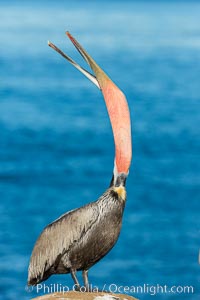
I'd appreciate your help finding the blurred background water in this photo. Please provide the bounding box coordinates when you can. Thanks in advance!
[0,1,199,299]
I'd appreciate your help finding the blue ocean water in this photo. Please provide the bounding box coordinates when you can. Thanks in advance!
[0,1,199,299]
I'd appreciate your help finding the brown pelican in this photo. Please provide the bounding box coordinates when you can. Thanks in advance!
[28,32,132,291]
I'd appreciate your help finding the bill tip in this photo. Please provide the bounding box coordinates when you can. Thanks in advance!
[66,31,74,42]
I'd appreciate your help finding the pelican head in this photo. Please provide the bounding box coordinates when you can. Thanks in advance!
[48,32,132,187]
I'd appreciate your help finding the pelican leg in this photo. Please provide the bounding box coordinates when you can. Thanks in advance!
[70,269,81,291]
[82,270,90,292]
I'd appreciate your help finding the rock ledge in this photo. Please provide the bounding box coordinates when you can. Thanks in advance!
[31,291,138,300]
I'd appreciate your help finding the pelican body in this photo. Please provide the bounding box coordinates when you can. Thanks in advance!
[28,32,132,290]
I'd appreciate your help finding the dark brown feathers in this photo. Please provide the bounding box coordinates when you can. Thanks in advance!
[28,186,126,285]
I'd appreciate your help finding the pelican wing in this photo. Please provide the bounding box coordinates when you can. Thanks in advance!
[28,202,99,284]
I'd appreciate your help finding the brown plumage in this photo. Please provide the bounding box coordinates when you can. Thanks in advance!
[28,185,126,288]
[28,32,132,291]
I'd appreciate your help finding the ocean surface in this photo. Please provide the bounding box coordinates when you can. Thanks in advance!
[0,1,199,299]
